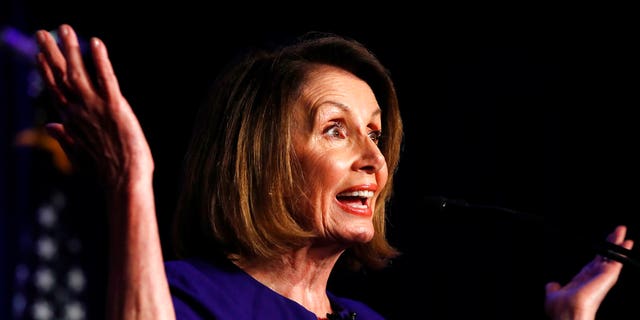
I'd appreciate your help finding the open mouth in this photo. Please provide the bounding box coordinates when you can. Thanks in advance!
[336,190,373,209]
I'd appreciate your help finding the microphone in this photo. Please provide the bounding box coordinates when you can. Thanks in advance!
[423,195,544,224]
[424,195,640,270]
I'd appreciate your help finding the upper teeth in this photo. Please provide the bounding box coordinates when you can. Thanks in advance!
[338,190,374,198]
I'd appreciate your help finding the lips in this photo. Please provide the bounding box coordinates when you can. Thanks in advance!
[336,190,374,216]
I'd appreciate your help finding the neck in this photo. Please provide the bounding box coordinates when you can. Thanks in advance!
[233,248,342,317]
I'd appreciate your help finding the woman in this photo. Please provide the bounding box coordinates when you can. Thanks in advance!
[165,28,401,319]
[34,24,633,319]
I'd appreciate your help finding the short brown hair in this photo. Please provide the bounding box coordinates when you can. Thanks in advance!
[172,32,403,270]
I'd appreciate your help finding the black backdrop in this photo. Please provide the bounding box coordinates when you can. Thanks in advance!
[3,2,639,319]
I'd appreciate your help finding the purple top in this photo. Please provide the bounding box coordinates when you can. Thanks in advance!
[165,257,385,320]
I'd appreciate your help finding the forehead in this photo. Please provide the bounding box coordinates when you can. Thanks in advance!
[300,65,380,114]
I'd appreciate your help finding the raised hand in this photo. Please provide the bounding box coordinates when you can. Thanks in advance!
[35,24,153,194]
[35,24,174,320]
[545,225,634,320]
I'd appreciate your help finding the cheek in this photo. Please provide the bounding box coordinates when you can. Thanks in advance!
[301,151,350,189]
[377,166,389,188]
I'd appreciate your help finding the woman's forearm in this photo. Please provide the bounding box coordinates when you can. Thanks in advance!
[107,178,175,320]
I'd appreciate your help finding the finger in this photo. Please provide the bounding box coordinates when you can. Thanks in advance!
[35,28,67,82]
[44,123,75,148]
[58,24,96,100]
[607,225,627,245]
[44,122,78,166]
[89,37,123,104]
[596,225,630,265]
[36,52,68,106]
[35,30,69,105]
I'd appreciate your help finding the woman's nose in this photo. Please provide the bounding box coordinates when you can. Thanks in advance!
[352,136,386,173]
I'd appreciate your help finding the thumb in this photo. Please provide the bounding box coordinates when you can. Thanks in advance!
[44,123,74,148]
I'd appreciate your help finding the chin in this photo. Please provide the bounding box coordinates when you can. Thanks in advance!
[347,226,374,243]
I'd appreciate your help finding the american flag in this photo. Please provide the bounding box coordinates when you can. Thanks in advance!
[3,25,105,320]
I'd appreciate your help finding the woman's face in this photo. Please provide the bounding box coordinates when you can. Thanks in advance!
[292,65,388,245]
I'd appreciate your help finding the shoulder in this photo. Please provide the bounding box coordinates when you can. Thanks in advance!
[165,256,234,284]
[164,257,320,319]
[165,257,254,299]
[164,257,250,319]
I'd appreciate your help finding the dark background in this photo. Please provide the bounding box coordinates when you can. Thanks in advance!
[3,2,639,319]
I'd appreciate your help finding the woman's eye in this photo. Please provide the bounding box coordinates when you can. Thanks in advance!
[369,130,382,144]
[325,122,346,139]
